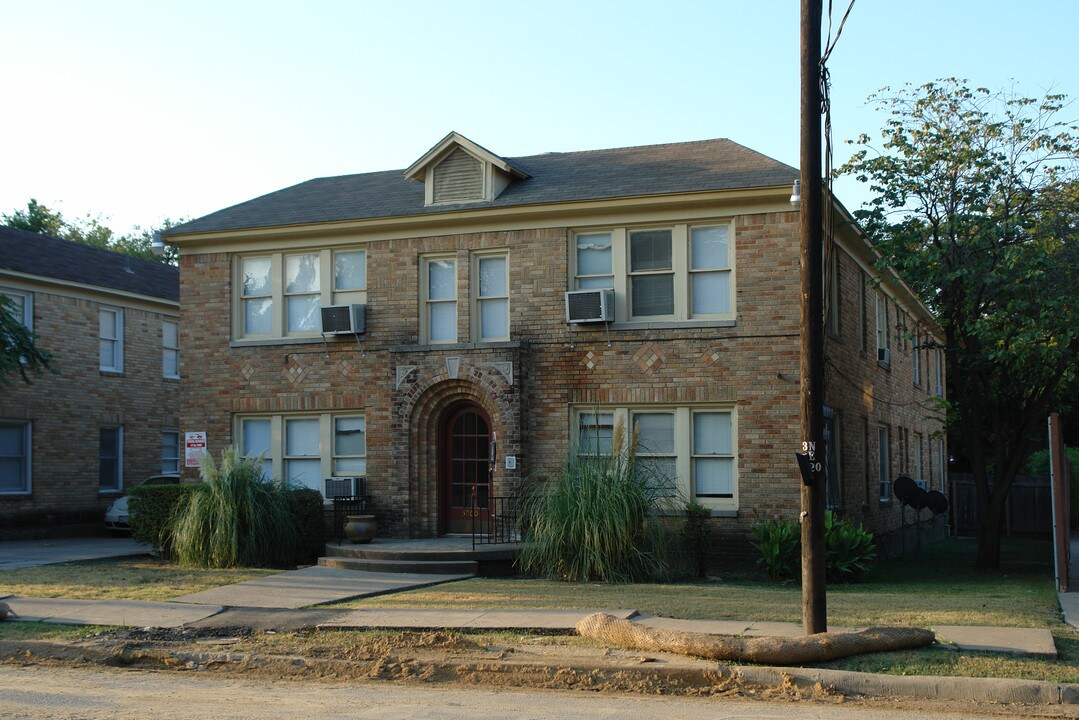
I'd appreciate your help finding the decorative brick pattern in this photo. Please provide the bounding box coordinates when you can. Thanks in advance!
[632,343,666,375]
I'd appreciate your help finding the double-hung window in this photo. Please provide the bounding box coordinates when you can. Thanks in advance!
[912,333,920,387]
[913,431,924,485]
[284,253,320,333]
[571,222,734,323]
[236,412,367,496]
[629,230,675,318]
[240,417,273,481]
[161,430,180,475]
[577,412,614,455]
[572,405,737,510]
[284,417,321,490]
[878,425,891,501]
[333,416,366,476]
[100,427,123,492]
[474,253,509,341]
[423,256,457,343]
[632,411,677,492]
[574,233,613,289]
[162,320,179,379]
[99,307,124,372]
[692,411,734,499]
[874,292,890,365]
[689,225,731,316]
[235,249,366,340]
[1,289,32,330]
[0,421,31,494]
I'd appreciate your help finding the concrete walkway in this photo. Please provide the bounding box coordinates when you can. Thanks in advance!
[0,537,150,570]
[173,565,471,608]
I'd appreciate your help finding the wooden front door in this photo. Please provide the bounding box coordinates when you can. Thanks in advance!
[440,404,491,534]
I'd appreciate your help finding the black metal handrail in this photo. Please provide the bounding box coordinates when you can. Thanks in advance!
[471,494,521,548]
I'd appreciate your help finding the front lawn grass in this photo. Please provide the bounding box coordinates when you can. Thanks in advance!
[0,557,282,601]
[334,537,1059,629]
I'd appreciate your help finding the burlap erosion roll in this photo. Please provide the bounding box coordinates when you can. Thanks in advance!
[575,612,935,665]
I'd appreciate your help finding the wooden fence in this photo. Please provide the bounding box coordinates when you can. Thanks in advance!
[950,473,1052,537]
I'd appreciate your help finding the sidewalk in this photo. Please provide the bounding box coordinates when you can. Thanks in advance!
[0,537,150,570]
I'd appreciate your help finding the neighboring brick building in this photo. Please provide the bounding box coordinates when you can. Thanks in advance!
[164,133,945,551]
[0,227,180,536]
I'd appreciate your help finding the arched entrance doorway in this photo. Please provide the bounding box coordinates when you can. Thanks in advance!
[438,401,492,534]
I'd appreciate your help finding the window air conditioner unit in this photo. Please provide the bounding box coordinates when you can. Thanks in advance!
[321,304,365,335]
[324,476,359,498]
[877,347,891,365]
[565,289,614,323]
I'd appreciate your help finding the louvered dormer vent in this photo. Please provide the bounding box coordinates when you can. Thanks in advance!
[432,147,484,203]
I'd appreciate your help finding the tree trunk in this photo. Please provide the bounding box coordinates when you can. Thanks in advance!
[976,503,1003,570]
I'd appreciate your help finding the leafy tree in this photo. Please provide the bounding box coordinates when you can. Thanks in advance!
[842,79,1079,569]
[0,296,53,384]
[2,199,181,265]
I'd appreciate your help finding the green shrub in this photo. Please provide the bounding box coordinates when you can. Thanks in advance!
[288,487,327,565]
[824,511,876,583]
[129,482,207,556]
[517,420,675,583]
[170,447,299,568]
[750,517,800,582]
[681,501,713,578]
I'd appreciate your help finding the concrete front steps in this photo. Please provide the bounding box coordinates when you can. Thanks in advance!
[318,537,520,577]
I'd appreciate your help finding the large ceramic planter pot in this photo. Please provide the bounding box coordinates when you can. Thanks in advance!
[344,514,377,544]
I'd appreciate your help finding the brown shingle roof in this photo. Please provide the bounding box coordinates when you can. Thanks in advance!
[0,226,179,302]
[166,138,797,236]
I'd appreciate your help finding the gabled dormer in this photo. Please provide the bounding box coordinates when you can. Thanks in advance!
[405,132,530,206]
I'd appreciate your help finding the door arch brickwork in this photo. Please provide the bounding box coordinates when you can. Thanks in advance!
[390,351,523,537]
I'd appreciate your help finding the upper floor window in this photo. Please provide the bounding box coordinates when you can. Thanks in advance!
[912,333,921,387]
[235,249,366,341]
[474,253,509,342]
[574,233,613,289]
[422,256,457,344]
[0,421,31,494]
[1,288,32,331]
[99,307,124,372]
[825,250,839,336]
[162,320,179,379]
[934,348,944,396]
[874,291,890,365]
[570,222,734,323]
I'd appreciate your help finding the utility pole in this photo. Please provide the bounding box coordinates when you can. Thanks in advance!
[798,0,827,635]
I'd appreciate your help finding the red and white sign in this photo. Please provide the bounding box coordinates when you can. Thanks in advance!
[185,431,208,468]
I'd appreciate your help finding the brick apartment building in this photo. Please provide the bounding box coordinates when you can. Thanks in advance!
[0,227,180,536]
[164,133,945,547]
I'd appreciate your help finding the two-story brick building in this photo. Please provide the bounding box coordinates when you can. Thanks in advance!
[0,227,180,537]
[164,133,945,551]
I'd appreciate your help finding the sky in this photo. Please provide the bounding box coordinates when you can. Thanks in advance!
[1,0,1077,235]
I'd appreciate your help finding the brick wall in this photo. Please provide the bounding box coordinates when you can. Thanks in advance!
[0,288,180,534]
[178,209,943,543]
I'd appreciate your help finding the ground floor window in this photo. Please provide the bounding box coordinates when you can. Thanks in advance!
[100,427,123,492]
[161,430,180,475]
[236,412,366,496]
[878,425,891,502]
[571,405,736,510]
[0,421,30,494]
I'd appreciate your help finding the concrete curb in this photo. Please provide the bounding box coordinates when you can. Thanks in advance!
[733,666,1079,706]
[3,638,1078,707]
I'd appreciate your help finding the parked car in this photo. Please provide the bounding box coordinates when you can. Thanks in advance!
[104,475,180,532]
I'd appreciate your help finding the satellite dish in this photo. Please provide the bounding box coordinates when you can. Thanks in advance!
[893,476,917,505]
[926,490,949,516]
